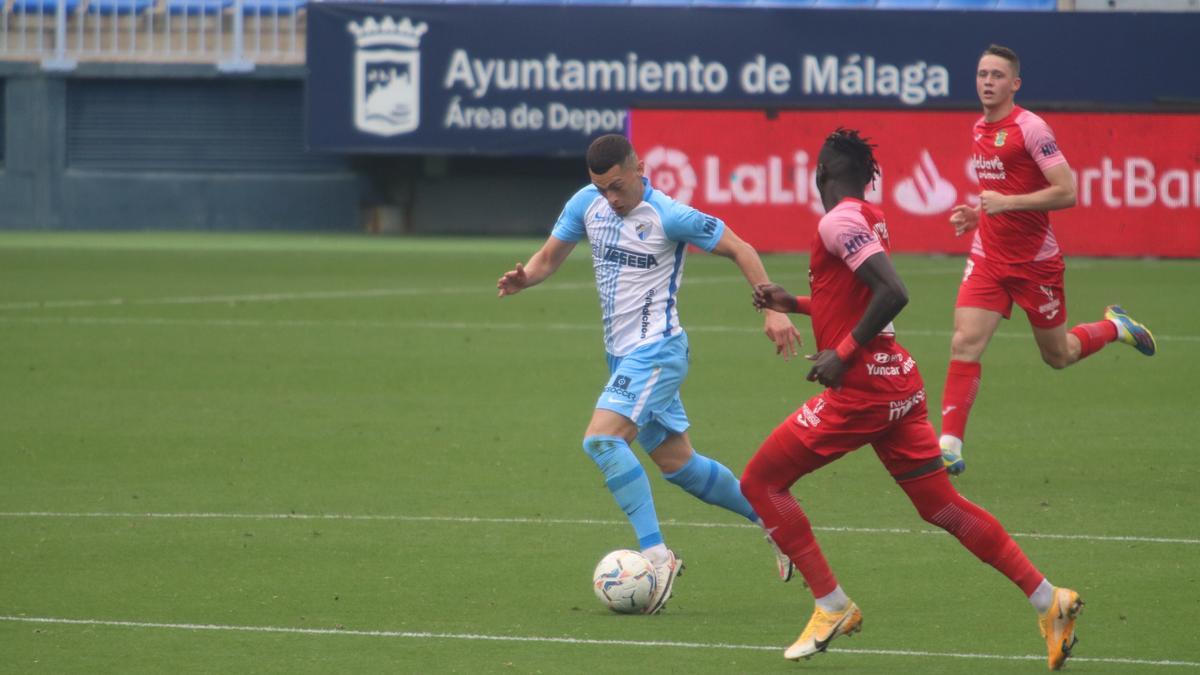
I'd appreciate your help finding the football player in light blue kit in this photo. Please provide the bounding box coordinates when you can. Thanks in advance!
[498,134,802,614]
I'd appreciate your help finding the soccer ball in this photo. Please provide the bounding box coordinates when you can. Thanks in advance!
[592,549,656,614]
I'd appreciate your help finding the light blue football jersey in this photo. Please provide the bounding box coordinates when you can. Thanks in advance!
[551,178,725,357]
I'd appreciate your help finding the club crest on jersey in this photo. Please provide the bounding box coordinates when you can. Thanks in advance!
[994,131,1007,147]
[634,222,650,241]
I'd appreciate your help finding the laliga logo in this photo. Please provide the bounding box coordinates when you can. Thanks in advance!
[892,150,957,216]
[348,16,428,137]
[643,146,697,205]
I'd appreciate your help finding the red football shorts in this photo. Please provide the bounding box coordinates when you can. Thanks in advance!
[955,254,1067,329]
[774,387,941,478]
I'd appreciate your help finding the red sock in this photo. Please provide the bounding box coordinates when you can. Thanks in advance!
[899,471,1043,596]
[940,360,982,442]
[740,424,839,598]
[1069,320,1118,360]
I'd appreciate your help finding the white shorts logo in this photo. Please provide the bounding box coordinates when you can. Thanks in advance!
[795,398,826,428]
[888,389,926,421]
[644,146,697,205]
[349,17,428,137]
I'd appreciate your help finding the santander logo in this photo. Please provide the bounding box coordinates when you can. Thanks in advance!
[892,150,957,216]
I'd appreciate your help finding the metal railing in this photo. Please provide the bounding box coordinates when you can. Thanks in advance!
[1,0,305,68]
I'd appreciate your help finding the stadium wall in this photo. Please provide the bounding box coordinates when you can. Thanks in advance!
[0,63,361,232]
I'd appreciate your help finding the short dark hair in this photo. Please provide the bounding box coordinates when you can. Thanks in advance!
[587,134,634,174]
[822,127,879,189]
[982,44,1020,77]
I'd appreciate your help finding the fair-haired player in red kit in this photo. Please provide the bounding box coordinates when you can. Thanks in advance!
[938,44,1157,475]
[741,128,1082,670]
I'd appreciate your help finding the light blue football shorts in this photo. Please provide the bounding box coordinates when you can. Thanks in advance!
[596,331,691,452]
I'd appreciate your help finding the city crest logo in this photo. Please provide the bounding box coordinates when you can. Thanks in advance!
[994,130,1007,147]
[348,16,428,137]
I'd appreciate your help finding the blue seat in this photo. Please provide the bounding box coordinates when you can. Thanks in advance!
[239,0,305,13]
[813,0,876,7]
[563,0,630,4]
[87,0,154,14]
[935,0,996,8]
[996,0,1055,8]
[629,0,693,4]
[167,0,232,13]
[753,0,818,7]
[876,0,938,7]
[12,0,81,13]
[694,0,757,5]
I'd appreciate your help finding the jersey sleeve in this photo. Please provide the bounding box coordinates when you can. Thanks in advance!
[550,188,595,242]
[1018,113,1068,173]
[818,208,886,272]
[661,200,725,252]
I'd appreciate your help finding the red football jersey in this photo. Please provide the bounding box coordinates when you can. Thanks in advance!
[970,106,1069,264]
[809,198,921,400]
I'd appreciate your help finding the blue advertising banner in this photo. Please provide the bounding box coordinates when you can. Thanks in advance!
[306,4,1198,155]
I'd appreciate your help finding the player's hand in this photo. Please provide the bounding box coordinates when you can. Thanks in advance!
[753,283,796,314]
[806,349,848,388]
[979,191,1010,215]
[949,205,980,237]
[497,262,528,297]
[763,310,802,360]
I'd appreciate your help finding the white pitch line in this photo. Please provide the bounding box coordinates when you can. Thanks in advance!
[0,266,977,312]
[0,616,1194,668]
[3,314,1198,343]
[0,275,746,311]
[1,511,1195,545]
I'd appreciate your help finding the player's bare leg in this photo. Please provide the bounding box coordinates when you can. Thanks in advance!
[940,307,1002,475]
[1032,323,1080,369]
[646,431,692,473]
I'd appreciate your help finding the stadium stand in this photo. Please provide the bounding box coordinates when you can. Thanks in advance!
[2,0,1194,68]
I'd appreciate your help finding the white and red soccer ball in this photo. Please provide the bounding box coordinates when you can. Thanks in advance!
[592,549,656,614]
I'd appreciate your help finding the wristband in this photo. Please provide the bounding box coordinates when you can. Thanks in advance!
[835,334,860,362]
[793,296,812,315]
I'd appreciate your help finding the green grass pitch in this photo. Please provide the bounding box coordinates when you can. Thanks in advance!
[1,232,1197,673]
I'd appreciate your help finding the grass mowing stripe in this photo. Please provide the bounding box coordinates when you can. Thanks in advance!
[4,315,1197,343]
[0,616,1194,668]
[1,511,1194,545]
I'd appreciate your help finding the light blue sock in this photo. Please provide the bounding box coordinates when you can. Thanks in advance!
[583,435,663,549]
[664,451,758,522]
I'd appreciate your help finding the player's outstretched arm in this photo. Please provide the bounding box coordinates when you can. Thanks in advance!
[497,236,576,297]
[806,253,908,388]
[980,163,1077,215]
[711,227,802,359]
[753,283,805,314]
